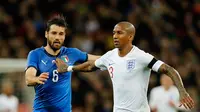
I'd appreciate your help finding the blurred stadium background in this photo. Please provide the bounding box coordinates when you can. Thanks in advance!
[0,0,200,112]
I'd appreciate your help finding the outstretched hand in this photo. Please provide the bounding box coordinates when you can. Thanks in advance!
[179,91,195,110]
[54,58,68,73]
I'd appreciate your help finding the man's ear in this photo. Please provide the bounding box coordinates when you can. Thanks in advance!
[129,35,133,41]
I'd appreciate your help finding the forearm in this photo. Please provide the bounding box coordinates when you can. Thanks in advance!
[25,67,38,86]
[167,68,185,92]
[56,58,97,72]
[87,54,101,61]
[25,75,38,86]
[158,64,186,92]
[73,61,98,72]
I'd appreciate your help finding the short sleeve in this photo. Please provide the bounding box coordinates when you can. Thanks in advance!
[139,51,154,67]
[95,58,107,71]
[25,50,38,70]
[94,51,112,71]
[139,51,164,72]
[73,48,88,63]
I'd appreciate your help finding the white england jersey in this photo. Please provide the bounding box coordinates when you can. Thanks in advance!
[95,46,163,112]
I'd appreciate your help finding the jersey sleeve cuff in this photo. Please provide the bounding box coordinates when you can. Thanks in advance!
[152,60,164,72]
[25,65,37,72]
[94,59,107,70]
[94,60,99,68]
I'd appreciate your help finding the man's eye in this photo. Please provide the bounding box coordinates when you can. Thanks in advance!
[118,32,122,34]
[52,32,57,34]
[59,33,64,35]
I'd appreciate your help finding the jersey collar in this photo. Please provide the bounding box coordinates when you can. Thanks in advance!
[42,46,63,57]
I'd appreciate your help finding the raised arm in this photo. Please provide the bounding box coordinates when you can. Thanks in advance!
[158,63,194,109]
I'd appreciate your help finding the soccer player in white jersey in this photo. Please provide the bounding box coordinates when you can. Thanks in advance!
[149,74,189,112]
[54,22,195,112]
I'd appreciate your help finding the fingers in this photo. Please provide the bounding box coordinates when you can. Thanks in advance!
[57,68,61,73]
[184,97,192,109]
[180,99,189,109]
[53,58,64,67]
[37,72,49,84]
[40,73,49,78]
[36,80,45,84]
[183,103,188,109]
[56,58,65,64]
[53,58,60,64]
[54,58,68,73]
[186,96,195,109]
[180,96,195,110]
[37,78,47,84]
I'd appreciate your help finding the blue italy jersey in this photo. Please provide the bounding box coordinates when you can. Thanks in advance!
[26,46,87,112]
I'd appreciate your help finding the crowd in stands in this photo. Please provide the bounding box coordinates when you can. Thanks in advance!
[0,0,199,111]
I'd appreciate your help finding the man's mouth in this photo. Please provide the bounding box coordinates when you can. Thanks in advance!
[53,41,60,44]
[114,40,119,44]
[53,41,61,45]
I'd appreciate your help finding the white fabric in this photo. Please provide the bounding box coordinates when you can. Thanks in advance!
[95,46,154,112]
[149,86,188,112]
[0,94,18,112]
[67,66,74,72]
[152,60,164,72]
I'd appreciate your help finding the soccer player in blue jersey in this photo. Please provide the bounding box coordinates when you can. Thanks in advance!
[25,14,99,112]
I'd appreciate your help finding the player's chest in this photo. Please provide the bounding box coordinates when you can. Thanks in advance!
[107,58,139,78]
[38,55,74,72]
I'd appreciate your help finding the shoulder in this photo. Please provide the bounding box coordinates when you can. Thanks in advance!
[61,47,83,53]
[134,46,151,56]
[28,47,43,55]
[102,48,117,57]
[132,46,154,63]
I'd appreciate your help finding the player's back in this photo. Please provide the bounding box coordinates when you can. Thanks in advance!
[26,47,87,112]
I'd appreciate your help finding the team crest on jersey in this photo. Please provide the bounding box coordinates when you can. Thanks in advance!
[126,59,135,71]
[61,55,69,62]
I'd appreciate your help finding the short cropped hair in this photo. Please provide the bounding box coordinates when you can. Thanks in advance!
[46,14,68,32]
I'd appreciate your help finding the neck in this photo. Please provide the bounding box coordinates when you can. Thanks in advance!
[118,44,133,57]
[44,44,60,56]
[163,86,170,91]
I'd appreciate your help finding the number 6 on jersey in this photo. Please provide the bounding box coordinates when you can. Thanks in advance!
[52,70,59,82]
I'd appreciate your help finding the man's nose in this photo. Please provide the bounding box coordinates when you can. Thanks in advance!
[55,34,60,39]
[113,34,118,39]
